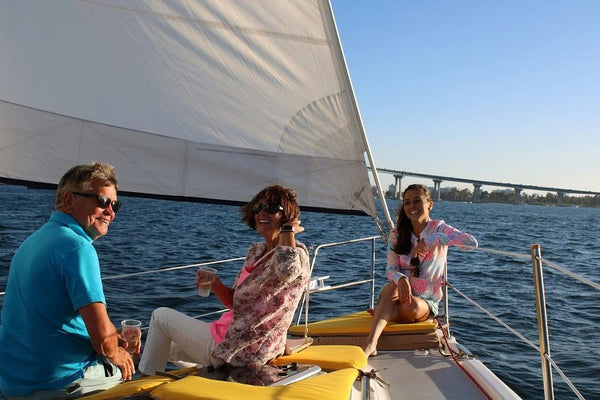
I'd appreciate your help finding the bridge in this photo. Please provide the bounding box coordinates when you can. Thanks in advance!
[376,168,600,204]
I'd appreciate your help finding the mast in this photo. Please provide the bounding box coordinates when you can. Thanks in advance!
[321,0,394,235]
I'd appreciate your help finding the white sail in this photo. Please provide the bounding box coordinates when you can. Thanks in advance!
[0,0,383,221]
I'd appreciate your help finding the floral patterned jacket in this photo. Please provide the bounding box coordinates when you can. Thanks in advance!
[386,219,477,315]
[211,241,310,367]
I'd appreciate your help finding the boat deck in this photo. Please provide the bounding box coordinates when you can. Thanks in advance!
[366,350,487,400]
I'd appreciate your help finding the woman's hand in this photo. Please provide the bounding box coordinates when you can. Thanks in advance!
[414,238,426,258]
[196,269,216,287]
[285,218,304,234]
[279,218,303,248]
[397,276,412,303]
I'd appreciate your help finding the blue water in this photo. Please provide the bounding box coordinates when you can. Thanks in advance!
[1,185,599,399]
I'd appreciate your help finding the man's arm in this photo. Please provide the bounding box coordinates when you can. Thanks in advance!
[79,302,135,380]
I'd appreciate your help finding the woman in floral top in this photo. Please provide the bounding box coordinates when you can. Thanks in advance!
[363,184,477,357]
[139,185,310,374]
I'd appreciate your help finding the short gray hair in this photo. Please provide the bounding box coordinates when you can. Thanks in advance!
[55,162,118,211]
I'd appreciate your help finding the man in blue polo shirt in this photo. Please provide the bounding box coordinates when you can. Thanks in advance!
[0,162,138,398]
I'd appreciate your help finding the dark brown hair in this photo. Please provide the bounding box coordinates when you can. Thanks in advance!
[392,184,432,254]
[240,185,300,229]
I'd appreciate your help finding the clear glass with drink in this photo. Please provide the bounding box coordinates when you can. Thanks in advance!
[121,319,142,355]
[196,266,217,297]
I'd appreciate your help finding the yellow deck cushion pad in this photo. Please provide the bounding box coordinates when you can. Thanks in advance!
[81,367,200,400]
[151,368,359,400]
[289,311,436,336]
[271,345,367,370]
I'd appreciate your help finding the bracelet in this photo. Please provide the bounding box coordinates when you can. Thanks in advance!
[280,225,294,233]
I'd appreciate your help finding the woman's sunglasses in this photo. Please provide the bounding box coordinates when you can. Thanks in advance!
[252,203,283,214]
[410,256,421,277]
[73,192,122,213]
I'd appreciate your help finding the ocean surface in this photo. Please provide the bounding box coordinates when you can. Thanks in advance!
[1,184,599,399]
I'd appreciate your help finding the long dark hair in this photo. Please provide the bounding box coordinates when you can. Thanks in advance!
[392,184,432,255]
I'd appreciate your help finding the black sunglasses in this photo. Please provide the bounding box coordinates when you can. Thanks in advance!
[73,192,122,213]
[410,256,421,277]
[252,203,283,214]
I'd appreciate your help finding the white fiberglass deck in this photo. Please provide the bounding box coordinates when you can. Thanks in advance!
[366,350,489,400]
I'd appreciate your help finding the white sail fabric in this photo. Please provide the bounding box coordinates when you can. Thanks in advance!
[0,0,377,217]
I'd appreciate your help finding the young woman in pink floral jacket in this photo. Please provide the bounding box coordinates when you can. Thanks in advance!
[363,184,477,357]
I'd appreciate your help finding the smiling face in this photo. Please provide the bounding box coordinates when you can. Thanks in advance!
[402,188,433,225]
[64,184,117,240]
[253,199,285,241]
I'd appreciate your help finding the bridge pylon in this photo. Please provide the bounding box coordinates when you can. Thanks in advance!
[472,184,482,203]
[433,179,443,202]
[393,174,403,199]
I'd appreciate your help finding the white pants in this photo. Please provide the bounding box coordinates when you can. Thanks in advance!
[138,307,216,376]
[9,356,122,399]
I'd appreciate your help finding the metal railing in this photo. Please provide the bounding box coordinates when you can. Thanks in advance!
[1,238,596,399]
[294,236,379,326]
[295,238,593,400]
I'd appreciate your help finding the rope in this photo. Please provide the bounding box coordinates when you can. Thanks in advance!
[463,245,531,260]
[468,246,600,291]
[101,257,245,280]
[449,283,541,352]
[359,368,390,387]
[540,257,600,291]
[435,317,494,400]
[449,283,586,399]
[542,351,586,400]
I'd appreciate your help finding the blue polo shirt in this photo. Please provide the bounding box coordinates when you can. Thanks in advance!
[0,212,106,397]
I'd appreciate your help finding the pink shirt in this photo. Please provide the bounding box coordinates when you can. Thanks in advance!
[209,262,255,344]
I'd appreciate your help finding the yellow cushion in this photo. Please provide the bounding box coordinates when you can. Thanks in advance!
[151,368,358,400]
[271,345,367,370]
[81,375,172,400]
[289,311,436,336]
[83,367,198,400]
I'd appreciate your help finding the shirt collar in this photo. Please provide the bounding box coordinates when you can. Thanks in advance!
[50,211,94,243]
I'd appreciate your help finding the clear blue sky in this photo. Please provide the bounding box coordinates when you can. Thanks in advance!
[330,1,600,194]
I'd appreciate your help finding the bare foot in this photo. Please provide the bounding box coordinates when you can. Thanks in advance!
[366,308,375,316]
[363,344,378,358]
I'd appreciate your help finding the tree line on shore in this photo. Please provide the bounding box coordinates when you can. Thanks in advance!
[384,187,600,207]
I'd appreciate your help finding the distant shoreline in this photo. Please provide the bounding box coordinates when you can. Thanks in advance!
[380,196,598,208]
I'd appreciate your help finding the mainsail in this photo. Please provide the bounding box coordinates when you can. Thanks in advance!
[0,0,390,229]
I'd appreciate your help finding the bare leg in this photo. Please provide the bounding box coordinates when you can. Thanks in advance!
[363,284,431,357]
[363,282,398,357]
[393,296,431,323]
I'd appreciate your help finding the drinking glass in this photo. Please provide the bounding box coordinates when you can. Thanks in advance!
[121,319,142,355]
[197,266,217,297]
